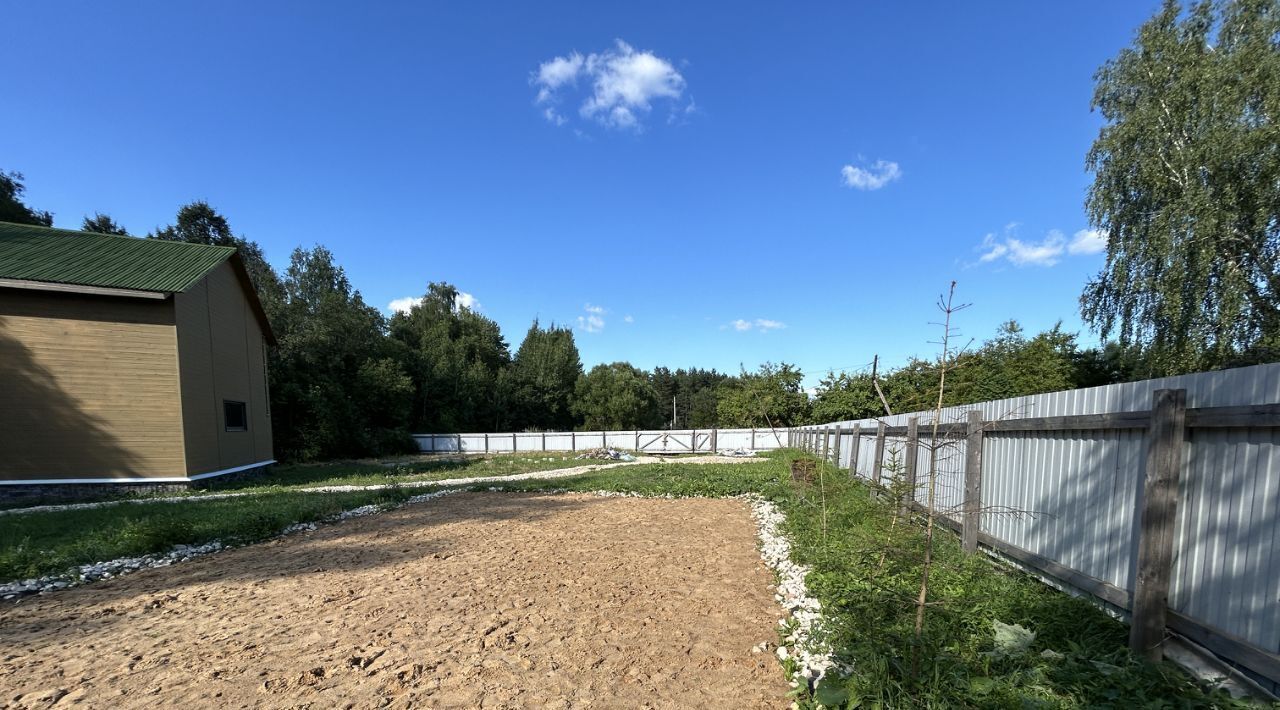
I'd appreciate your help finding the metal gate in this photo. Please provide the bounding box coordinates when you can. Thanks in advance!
[636,430,713,453]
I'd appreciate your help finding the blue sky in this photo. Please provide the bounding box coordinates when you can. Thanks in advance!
[2,1,1159,386]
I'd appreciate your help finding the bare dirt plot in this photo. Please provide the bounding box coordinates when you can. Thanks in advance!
[0,493,789,708]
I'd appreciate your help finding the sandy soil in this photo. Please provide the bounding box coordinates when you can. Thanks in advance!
[0,493,788,709]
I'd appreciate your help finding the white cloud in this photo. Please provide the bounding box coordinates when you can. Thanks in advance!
[623,314,634,323]
[1068,228,1107,255]
[388,296,420,314]
[726,318,787,333]
[841,159,902,190]
[532,40,688,131]
[387,291,481,314]
[536,53,585,91]
[975,226,1099,268]
[576,303,607,333]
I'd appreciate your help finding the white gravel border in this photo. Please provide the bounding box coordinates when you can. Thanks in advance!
[0,455,757,518]
[0,489,457,599]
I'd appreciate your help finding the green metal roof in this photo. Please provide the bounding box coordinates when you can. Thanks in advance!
[0,221,235,293]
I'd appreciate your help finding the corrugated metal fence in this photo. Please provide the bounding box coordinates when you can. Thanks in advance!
[793,363,1280,692]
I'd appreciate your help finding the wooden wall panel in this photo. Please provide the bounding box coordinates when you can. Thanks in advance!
[0,293,184,481]
[175,263,274,475]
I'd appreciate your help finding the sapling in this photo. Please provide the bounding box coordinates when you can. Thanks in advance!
[913,282,970,661]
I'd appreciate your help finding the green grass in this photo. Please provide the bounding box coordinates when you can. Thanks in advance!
[214,452,592,492]
[0,487,414,582]
[0,453,596,511]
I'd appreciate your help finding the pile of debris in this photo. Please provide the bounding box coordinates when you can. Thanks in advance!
[720,448,757,458]
[575,447,636,462]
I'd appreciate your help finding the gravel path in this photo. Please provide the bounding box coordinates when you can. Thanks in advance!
[0,454,761,517]
[0,492,789,708]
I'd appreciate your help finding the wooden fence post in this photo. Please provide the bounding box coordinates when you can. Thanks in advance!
[1130,388,1188,662]
[571,430,576,451]
[832,426,842,468]
[822,429,831,462]
[849,424,861,475]
[903,417,919,512]
[635,430,640,450]
[602,431,607,448]
[484,432,490,453]
[513,432,518,452]
[751,427,756,449]
[872,422,886,487]
[712,428,718,453]
[962,410,984,553]
[542,431,547,451]
[456,433,462,452]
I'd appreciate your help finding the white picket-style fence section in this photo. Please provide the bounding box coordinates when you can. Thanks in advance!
[412,427,787,454]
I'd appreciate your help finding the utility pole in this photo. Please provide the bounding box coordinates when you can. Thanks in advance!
[872,354,893,416]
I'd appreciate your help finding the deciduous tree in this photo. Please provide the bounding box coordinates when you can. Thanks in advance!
[572,362,662,430]
[1083,0,1280,373]
[0,170,52,226]
[81,213,129,235]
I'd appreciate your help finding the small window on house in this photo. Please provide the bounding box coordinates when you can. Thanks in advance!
[224,401,248,432]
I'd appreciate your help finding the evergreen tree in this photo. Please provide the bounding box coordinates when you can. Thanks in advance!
[506,320,582,430]
[389,283,511,432]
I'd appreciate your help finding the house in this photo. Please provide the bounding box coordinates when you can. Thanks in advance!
[0,221,275,496]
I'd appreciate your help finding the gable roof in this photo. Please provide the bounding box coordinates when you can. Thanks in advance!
[0,221,276,344]
[0,221,236,292]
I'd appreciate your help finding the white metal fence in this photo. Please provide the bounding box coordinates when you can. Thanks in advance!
[793,363,1280,692]
[412,427,787,454]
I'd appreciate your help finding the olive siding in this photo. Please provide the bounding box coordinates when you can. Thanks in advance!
[173,262,273,476]
[0,291,186,480]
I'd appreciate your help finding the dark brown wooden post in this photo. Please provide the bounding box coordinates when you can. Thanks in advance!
[849,424,861,475]
[513,432,518,452]
[571,430,576,451]
[602,431,607,448]
[635,430,640,450]
[832,426,842,467]
[542,431,547,451]
[484,432,490,453]
[822,429,831,462]
[456,433,462,452]
[1130,388,1188,662]
[962,410,985,553]
[903,417,919,512]
[751,427,756,449]
[712,428,718,453]
[872,421,886,486]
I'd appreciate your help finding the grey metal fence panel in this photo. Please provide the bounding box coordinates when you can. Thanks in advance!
[798,363,1280,675]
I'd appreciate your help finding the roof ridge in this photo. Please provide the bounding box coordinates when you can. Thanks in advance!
[0,220,238,254]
